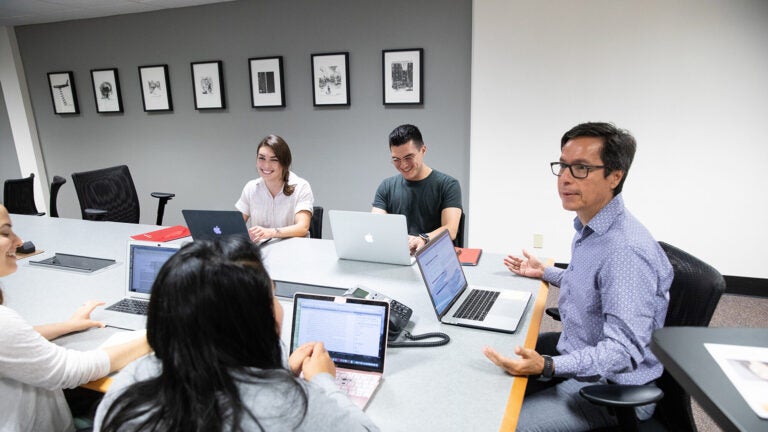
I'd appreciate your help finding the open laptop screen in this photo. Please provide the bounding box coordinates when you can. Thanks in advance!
[416,230,467,315]
[128,244,178,295]
[291,294,388,373]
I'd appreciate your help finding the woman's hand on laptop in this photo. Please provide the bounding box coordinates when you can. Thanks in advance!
[300,342,337,381]
[288,342,316,376]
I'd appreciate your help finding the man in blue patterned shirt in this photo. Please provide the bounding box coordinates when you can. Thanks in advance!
[484,122,673,431]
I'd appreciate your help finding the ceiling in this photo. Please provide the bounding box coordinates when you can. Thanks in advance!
[0,0,233,27]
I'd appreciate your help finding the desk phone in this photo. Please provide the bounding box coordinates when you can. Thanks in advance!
[344,286,413,341]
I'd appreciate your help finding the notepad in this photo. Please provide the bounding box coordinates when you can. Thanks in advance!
[455,247,482,266]
[130,225,190,242]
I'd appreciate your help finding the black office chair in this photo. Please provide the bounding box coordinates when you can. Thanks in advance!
[309,206,323,239]
[574,241,726,431]
[49,175,66,218]
[453,212,466,248]
[3,173,45,216]
[71,165,175,225]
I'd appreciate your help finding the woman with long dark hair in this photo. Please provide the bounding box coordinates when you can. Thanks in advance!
[0,204,149,431]
[95,236,378,431]
[236,134,315,242]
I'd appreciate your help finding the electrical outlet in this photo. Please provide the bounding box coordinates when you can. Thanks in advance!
[533,234,544,248]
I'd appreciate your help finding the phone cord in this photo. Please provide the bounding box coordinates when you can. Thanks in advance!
[387,330,450,348]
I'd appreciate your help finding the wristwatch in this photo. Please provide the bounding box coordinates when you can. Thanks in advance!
[418,233,430,243]
[538,355,554,382]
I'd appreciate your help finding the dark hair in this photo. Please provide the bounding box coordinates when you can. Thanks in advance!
[389,124,424,149]
[258,134,295,196]
[101,237,308,431]
[560,122,636,196]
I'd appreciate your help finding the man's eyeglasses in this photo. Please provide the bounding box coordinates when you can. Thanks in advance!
[392,154,417,165]
[550,162,606,179]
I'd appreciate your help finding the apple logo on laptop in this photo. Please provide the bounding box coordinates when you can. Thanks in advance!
[364,232,374,243]
[213,225,222,235]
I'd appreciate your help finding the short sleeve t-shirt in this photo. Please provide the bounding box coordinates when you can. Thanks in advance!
[372,170,462,235]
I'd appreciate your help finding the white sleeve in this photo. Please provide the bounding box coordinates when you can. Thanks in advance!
[0,307,110,391]
[294,181,314,215]
[235,181,254,216]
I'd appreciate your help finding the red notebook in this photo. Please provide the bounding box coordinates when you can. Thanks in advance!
[130,225,191,242]
[455,247,482,266]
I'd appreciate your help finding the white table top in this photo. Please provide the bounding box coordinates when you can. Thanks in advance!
[4,214,546,431]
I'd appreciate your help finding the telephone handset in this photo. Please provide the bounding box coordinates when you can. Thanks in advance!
[344,286,413,341]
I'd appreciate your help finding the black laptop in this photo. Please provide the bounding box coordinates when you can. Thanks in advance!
[182,210,250,241]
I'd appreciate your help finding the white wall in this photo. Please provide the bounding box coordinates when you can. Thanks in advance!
[471,0,768,278]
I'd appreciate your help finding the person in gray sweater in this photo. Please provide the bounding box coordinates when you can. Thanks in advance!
[94,236,379,432]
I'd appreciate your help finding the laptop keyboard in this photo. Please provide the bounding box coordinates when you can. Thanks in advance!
[106,298,149,315]
[335,370,381,398]
[453,289,500,321]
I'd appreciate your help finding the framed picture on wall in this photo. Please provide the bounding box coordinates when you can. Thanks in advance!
[47,71,79,114]
[383,48,423,105]
[90,68,124,113]
[311,52,350,106]
[191,60,225,109]
[138,64,173,112]
[249,56,285,108]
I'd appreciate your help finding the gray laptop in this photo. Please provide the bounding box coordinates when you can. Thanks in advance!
[182,210,250,241]
[415,229,531,333]
[290,293,389,410]
[95,240,180,330]
[329,210,415,265]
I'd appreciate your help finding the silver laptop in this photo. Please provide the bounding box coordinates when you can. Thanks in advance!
[290,293,389,410]
[415,229,531,333]
[95,241,180,330]
[182,209,250,241]
[329,210,415,265]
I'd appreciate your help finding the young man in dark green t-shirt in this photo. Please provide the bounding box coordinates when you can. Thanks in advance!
[371,124,462,254]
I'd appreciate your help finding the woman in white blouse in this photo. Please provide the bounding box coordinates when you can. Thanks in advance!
[235,134,315,242]
[0,204,149,432]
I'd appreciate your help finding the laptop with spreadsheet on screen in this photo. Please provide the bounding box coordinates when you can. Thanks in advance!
[415,229,531,333]
[94,241,181,330]
[290,293,389,410]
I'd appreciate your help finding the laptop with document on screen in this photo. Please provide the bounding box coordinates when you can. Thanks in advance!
[329,210,415,265]
[290,293,389,410]
[415,229,531,333]
[94,240,181,330]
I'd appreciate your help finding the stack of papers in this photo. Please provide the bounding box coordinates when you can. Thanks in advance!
[705,343,768,419]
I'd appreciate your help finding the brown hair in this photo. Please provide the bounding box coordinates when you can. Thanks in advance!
[257,134,295,196]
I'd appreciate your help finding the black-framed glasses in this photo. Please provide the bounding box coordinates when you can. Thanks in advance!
[550,162,606,179]
[392,154,417,165]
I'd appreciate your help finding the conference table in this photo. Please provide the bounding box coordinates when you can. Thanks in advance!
[651,327,768,432]
[4,214,548,431]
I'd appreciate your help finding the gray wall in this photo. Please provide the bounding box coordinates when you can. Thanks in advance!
[14,0,472,233]
[0,83,22,202]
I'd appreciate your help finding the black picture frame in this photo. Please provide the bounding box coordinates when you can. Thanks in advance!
[249,56,285,108]
[383,48,423,105]
[191,60,226,109]
[138,64,173,112]
[90,68,124,113]
[47,71,79,114]
[311,52,350,106]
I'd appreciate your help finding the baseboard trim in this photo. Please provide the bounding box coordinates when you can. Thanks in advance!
[723,275,768,298]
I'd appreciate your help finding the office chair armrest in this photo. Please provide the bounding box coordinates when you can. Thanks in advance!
[579,384,663,408]
[545,307,561,321]
[84,208,108,216]
[151,192,175,200]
